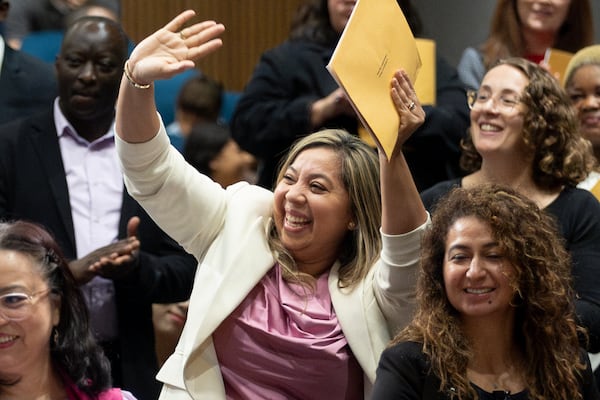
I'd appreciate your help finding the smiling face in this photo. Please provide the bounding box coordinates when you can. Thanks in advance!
[0,250,60,380]
[566,64,600,150]
[516,0,571,37]
[443,216,517,323]
[273,147,354,275]
[470,64,530,159]
[327,0,357,34]
[55,19,126,127]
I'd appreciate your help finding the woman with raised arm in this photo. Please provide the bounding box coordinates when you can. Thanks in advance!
[115,10,429,399]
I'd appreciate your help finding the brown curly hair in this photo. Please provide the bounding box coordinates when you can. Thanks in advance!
[461,57,596,189]
[391,184,585,400]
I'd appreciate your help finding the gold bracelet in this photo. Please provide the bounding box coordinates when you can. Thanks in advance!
[123,60,151,89]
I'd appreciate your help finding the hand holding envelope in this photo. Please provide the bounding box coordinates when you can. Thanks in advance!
[326,0,424,160]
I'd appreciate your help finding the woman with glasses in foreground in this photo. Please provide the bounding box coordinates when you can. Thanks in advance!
[420,57,600,353]
[115,9,429,399]
[0,220,136,399]
[373,185,599,399]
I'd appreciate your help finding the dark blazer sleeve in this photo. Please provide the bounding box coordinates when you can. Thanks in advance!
[0,45,58,125]
[231,40,357,188]
[231,43,315,159]
[231,40,358,157]
[115,194,197,304]
[548,189,600,352]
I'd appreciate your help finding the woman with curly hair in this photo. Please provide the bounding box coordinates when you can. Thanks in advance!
[457,0,594,90]
[373,184,599,399]
[0,220,136,399]
[420,57,600,353]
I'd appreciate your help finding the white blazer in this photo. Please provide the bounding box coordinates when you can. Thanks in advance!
[116,123,428,400]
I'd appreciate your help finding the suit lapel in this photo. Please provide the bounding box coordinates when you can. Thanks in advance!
[0,45,19,81]
[328,264,380,383]
[0,46,21,105]
[29,113,77,250]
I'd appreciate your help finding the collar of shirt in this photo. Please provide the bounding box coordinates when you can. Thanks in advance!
[53,98,117,146]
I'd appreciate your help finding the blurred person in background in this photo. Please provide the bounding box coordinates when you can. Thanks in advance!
[232,0,470,192]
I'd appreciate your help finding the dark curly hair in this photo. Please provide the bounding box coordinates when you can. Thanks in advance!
[461,57,596,189]
[391,184,585,400]
[0,220,111,397]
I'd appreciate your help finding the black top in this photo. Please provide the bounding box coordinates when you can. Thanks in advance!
[372,341,600,399]
[421,180,600,352]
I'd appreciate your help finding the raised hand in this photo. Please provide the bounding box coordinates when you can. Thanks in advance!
[389,69,425,158]
[126,10,225,86]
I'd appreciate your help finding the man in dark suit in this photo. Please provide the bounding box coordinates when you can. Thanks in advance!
[0,16,196,400]
[0,0,57,125]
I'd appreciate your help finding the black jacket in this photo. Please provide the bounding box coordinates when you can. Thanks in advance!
[0,43,57,125]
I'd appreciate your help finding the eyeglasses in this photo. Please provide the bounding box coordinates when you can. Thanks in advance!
[467,89,521,112]
[0,289,52,321]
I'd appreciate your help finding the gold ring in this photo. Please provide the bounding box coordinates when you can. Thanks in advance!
[179,31,186,40]
[408,101,416,111]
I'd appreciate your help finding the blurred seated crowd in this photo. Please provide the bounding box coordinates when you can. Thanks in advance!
[0,0,599,398]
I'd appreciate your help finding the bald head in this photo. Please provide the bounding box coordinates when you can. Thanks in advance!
[61,16,128,62]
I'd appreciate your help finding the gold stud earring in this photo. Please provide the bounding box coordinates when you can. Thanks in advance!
[348,221,356,230]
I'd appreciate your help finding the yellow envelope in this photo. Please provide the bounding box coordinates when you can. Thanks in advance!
[544,48,574,85]
[414,38,436,106]
[327,0,421,160]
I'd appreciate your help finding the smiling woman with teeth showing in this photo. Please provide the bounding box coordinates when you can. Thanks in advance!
[114,9,430,400]
[421,57,600,358]
[373,185,600,399]
[0,220,136,399]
